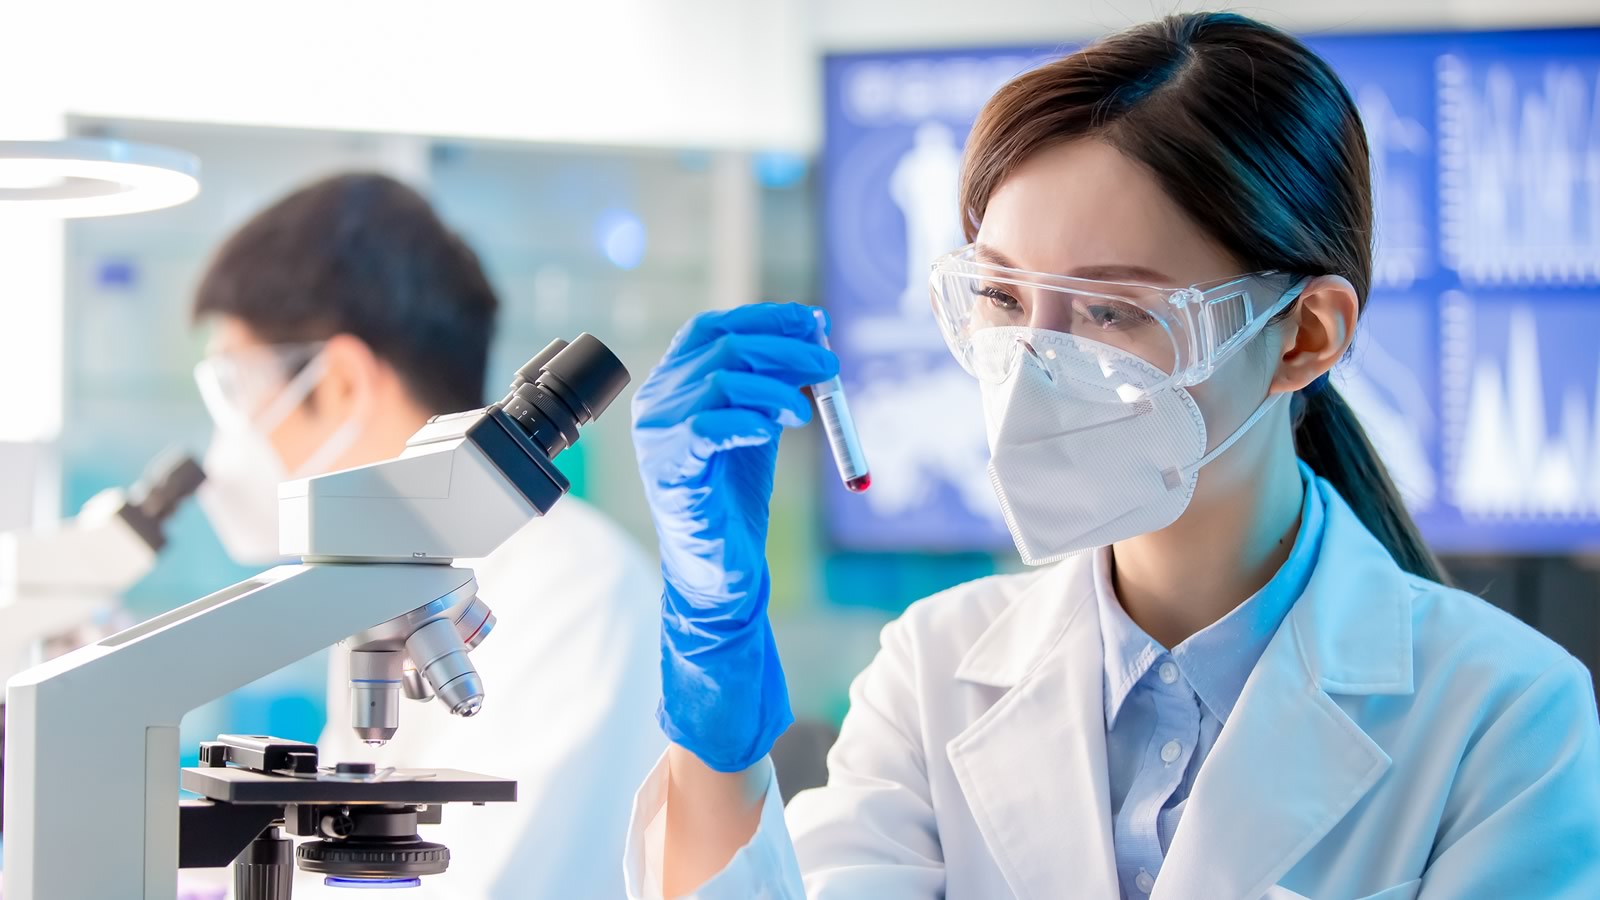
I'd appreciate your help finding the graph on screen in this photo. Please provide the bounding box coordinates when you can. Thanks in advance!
[1443,292,1600,521]
[1438,53,1600,285]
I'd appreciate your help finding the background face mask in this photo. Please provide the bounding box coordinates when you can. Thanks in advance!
[198,424,289,564]
[977,328,1281,565]
[195,350,364,565]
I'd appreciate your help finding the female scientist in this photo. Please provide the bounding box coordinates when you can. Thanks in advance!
[625,13,1600,900]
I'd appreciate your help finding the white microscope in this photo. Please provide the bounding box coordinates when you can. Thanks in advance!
[2,334,630,899]
[0,451,205,690]
[0,451,205,836]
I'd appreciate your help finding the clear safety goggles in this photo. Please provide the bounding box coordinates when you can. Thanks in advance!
[929,245,1306,393]
[194,341,327,432]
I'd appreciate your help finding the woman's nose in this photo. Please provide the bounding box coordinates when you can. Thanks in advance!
[1028,299,1075,334]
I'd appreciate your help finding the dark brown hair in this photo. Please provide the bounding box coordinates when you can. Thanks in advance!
[960,12,1446,583]
[193,173,498,414]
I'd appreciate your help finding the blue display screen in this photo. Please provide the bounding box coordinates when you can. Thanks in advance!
[821,28,1600,554]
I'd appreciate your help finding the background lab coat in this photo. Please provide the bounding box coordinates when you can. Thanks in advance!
[306,496,664,899]
[625,478,1600,899]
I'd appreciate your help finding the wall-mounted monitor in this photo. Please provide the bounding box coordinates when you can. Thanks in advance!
[822,28,1600,554]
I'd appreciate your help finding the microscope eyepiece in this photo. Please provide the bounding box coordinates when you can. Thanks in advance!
[114,450,207,554]
[539,333,630,421]
[132,451,206,522]
[508,338,569,394]
[500,333,629,459]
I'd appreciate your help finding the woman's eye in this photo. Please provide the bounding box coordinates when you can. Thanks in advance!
[976,285,1021,312]
[1080,302,1151,330]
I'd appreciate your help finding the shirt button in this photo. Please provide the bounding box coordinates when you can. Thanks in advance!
[1158,661,1179,684]
[1135,869,1155,893]
[1161,739,1182,764]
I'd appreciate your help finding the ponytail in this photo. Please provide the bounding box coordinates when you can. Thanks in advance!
[1293,383,1449,585]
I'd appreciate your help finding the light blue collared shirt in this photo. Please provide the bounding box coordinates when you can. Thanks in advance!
[1096,462,1326,899]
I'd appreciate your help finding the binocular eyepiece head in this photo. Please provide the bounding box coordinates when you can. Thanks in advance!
[500,334,630,459]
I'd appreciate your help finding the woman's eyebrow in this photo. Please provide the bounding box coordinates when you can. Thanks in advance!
[975,244,1173,285]
[1065,264,1175,284]
[973,243,1020,269]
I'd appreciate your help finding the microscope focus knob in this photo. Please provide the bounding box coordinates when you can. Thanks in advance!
[234,827,294,900]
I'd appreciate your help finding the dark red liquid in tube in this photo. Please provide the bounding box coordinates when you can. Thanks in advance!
[809,309,871,496]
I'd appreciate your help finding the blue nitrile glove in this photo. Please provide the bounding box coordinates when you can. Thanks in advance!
[632,302,838,773]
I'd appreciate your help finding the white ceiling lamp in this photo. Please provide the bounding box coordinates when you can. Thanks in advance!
[0,139,199,218]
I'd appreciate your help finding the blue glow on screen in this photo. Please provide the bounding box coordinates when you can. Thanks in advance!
[596,209,647,270]
[754,151,810,188]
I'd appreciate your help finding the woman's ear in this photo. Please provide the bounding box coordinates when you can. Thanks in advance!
[307,334,379,423]
[1273,274,1359,393]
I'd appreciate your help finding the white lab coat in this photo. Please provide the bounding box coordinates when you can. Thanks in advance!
[302,496,665,900]
[625,478,1600,899]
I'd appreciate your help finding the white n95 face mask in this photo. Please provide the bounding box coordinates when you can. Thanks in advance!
[195,349,363,565]
[977,327,1283,565]
[199,424,292,565]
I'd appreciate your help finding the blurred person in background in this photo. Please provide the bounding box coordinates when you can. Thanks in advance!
[189,173,663,898]
[625,12,1600,900]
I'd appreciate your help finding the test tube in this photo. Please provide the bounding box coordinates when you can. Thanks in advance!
[810,309,871,493]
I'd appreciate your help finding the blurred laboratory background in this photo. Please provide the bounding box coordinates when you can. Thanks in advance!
[4,0,1600,762]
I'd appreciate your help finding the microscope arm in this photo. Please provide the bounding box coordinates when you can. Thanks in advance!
[2,561,476,900]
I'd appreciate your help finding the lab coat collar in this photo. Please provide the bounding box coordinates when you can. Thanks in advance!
[951,553,1093,688]
[947,551,1121,898]
[1287,477,1415,696]
[948,476,1415,900]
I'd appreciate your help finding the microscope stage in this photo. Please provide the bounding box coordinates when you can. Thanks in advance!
[181,765,517,805]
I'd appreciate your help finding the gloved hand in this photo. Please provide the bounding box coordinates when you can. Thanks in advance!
[633,302,838,773]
